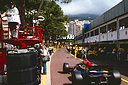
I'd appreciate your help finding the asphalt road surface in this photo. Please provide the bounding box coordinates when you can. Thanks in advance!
[50,48,128,85]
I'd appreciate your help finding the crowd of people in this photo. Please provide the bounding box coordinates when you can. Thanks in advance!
[66,45,128,62]
[66,45,89,59]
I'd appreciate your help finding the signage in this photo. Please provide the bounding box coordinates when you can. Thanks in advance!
[56,34,74,40]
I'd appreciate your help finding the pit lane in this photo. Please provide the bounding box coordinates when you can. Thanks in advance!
[49,48,128,85]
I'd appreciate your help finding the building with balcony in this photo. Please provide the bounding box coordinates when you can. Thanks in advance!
[75,0,128,62]
[75,0,128,45]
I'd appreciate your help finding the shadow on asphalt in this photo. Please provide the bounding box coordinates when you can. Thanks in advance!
[68,76,72,81]
[58,71,73,85]
[63,77,72,85]
[58,71,69,74]
[63,83,72,85]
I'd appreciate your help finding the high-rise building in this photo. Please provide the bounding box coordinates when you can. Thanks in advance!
[68,19,90,36]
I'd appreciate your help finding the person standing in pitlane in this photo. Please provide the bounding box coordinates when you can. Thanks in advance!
[41,44,50,74]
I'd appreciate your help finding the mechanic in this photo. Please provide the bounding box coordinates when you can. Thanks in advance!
[6,1,21,38]
[74,45,78,58]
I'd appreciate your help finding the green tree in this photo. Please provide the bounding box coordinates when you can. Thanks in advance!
[16,0,41,24]
[40,1,69,42]
[0,0,10,12]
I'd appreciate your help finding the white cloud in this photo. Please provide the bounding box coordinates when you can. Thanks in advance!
[57,0,122,15]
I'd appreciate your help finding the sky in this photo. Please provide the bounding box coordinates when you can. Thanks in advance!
[56,0,122,15]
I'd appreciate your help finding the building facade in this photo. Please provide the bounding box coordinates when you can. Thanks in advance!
[68,19,90,36]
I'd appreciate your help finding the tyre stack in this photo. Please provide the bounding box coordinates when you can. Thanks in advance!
[7,49,39,85]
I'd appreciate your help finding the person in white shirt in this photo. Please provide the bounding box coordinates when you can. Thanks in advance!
[6,1,21,38]
[41,45,50,74]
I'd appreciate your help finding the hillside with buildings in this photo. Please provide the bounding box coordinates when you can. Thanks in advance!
[66,14,98,38]
[67,14,98,20]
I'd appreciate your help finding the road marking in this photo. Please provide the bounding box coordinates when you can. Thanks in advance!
[46,61,51,85]
[41,52,54,85]
[41,75,46,85]
[41,61,49,85]
[121,78,128,83]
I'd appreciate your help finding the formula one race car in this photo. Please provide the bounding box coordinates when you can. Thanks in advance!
[63,62,121,85]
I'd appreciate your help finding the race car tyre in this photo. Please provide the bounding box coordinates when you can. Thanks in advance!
[7,51,38,70]
[72,71,83,85]
[109,70,121,85]
[7,66,38,85]
[63,63,69,73]
[7,51,38,85]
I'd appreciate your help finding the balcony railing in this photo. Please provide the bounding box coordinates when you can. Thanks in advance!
[119,28,128,40]
[77,28,128,44]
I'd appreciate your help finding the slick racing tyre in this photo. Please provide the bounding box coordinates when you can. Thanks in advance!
[63,63,69,73]
[109,70,121,85]
[7,52,37,70]
[72,71,83,85]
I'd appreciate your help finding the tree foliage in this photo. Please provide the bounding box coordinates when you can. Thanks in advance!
[39,1,69,41]
[0,0,11,12]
